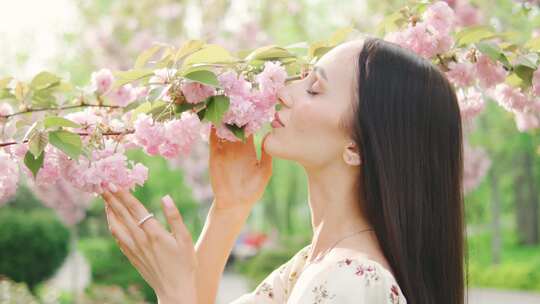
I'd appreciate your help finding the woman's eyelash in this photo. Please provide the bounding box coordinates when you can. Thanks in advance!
[306,88,318,95]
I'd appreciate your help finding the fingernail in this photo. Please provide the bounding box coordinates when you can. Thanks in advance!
[162,195,174,209]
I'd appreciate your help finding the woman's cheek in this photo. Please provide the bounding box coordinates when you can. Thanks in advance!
[293,102,327,133]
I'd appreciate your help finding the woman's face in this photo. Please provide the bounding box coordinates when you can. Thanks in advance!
[264,39,365,168]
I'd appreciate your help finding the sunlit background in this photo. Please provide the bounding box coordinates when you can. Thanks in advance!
[0,0,540,303]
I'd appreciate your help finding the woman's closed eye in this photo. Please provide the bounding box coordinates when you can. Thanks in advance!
[306,88,319,96]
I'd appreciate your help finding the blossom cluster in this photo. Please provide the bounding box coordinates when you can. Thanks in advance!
[385,2,456,59]
[0,59,287,205]
[384,1,540,132]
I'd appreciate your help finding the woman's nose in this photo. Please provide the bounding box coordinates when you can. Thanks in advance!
[276,88,292,108]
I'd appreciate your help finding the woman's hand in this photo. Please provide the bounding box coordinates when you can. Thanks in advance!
[101,190,197,304]
[209,126,273,212]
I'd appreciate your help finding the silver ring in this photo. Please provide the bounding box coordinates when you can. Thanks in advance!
[137,213,154,226]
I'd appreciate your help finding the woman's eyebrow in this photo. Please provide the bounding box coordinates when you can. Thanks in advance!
[313,66,328,81]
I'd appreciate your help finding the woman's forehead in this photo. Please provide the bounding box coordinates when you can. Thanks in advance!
[317,39,364,80]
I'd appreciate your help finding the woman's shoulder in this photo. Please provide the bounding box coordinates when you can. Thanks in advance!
[288,249,407,304]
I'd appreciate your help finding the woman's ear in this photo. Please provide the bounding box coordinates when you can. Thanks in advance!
[342,142,361,166]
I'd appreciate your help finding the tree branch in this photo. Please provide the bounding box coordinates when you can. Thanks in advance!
[0,130,134,148]
[1,104,123,119]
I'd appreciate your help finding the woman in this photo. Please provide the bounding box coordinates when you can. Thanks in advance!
[102,37,466,304]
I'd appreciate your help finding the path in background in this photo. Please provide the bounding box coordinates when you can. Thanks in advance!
[218,271,540,304]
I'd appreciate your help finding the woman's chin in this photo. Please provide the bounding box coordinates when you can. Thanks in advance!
[263,131,282,157]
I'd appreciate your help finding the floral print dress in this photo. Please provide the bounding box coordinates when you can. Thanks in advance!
[230,244,407,304]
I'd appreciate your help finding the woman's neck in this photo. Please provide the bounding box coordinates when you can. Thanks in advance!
[303,161,372,262]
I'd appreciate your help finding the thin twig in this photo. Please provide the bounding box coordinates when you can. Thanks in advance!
[1,104,122,119]
[0,130,134,148]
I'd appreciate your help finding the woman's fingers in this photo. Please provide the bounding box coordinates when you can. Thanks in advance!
[104,203,136,250]
[112,191,164,240]
[105,204,161,289]
[161,195,193,246]
[103,192,151,247]
[259,133,273,173]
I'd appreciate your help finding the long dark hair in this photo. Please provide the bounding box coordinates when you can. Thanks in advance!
[348,38,466,304]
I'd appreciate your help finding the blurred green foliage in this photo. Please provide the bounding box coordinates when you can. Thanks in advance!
[78,237,156,302]
[0,208,70,291]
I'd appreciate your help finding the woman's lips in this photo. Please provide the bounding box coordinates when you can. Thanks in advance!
[271,112,285,128]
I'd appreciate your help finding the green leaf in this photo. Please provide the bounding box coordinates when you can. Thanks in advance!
[175,102,198,113]
[525,36,540,52]
[14,82,28,102]
[134,45,163,69]
[475,42,511,68]
[155,47,175,69]
[225,124,246,142]
[203,95,230,125]
[0,89,14,100]
[514,65,535,87]
[148,102,170,120]
[175,40,205,62]
[131,101,152,118]
[113,69,153,88]
[183,70,220,87]
[328,26,354,45]
[48,130,82,160]
[0,77,13,89]
[28,131,48,158]
[182,44,235,68]
[31,89,56,107]
[30,71,61,90]
[44,116,81,129]
[514,53,538,70]
[375,11,405,36]
[24,151,45,178]
[245,45,295,61]
[455,26,496,46]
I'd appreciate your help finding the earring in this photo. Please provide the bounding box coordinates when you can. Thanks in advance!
[342,142,361,166]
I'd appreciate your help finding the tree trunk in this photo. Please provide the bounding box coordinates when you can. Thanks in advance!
[523,148,539,245]
[488,168,501,264]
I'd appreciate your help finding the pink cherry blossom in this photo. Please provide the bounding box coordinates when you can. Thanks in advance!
[159,112,202,159]
[0,150,19,205]
[255,61,287,96]
[433,32,454,55]
[65,108,104,132]
[458,89,485,120]
[447,62,475,87]
[400,23,438,58]
[218,71,252,97]
[134,112,202,159]
[133,114,166,156]
[91,68,115,94]
[454,1,482,27]
[463,141,491,194]
[423,1,455,35]
[0,102,13,117]
[181,81,215,104]
[133,86,149,100]
[6,143,28,159]
[475,55,507,89]
[215,123,239,142]
[493,84,529,113]
[33,147,63,186]
[149,68,178,85]
[514,111,540,132]
[61,141,148,194]
[108,84,137,107]
[222,95,257,127]
[532,68,540,96]
[30,178,93,226]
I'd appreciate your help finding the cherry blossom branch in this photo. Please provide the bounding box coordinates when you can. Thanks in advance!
[0,130,134,148]
[1,104,123,119]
